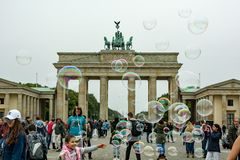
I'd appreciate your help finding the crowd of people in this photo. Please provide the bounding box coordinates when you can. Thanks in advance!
[1,106,240,160]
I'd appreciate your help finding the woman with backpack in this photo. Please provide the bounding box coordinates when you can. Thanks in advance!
[2,109,27,160]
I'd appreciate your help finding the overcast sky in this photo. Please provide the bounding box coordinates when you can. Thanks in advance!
[1,0,240,115]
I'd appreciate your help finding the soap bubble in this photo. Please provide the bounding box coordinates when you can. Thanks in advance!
[158,97,171,111]
[133,55,145,67]
[111,59,128,73]
[176,70,200,91]
[182,131,193,143]
[144,101,165,123]
[121,72,142,91]
[169,102,191,124]
[188,16,208,35]
[133,141,145,154]
[155,41,169,51]
[57,66,82,89]
[178,8,192,18]
[143,19,157,30]
[148,132,157,143]
[185,46,201,60]
[195,148,204,158]
[167,146,178,156]
[192,128,205,143]
[16,49,32,65]
[196,99,213,117]
[143,146,155,157]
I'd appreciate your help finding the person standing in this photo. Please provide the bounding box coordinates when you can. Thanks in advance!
[200,120,210,158]
[67,106,86,136]
[154,120,167,160]
[144,122,152,143]
[3,109,27,160]
[47,118,55,149]
[185,121,195,158]
[222,124,227,135]
[55,118,65,151]
[125,112,141,160]
[227,118,239,149]
[206,124,222,160]
[167,121,174,143]
[86,117,94,159]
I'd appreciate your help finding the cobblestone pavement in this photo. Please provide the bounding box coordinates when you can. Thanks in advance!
[48,132,230,160]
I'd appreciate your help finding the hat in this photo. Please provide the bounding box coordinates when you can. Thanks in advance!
[5,109,21,120]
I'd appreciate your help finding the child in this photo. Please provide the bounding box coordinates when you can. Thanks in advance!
[206,124,222,160]
[154,120,167,160]
[59,134,106,160]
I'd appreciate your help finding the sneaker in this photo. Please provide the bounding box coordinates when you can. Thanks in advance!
[56,149,61,152]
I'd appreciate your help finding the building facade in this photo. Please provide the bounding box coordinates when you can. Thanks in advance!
[181,79,240,127]
[0,78,55,120]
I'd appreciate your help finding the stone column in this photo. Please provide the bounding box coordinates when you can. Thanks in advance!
[17,94,23,113]
[220,95,227,126]
[100,76,108,120]
[33,98,36,118]
[27,96,30,117]
[128,77,135,115]
[209,95,214,121]
[30,97,34,119]
[148,76,157,118]
[49,98,53,120]
[168,76,179,120]
[79,77,88,118]
[22,95,26,118]
[4,93,10,115]
[56,82,65,120]
[36,98,40,117]
[238,96,240,120]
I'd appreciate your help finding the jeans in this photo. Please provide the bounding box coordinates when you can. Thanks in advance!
[125,141,141,160]
[186,142,194,154]
[47,133,52,149]
[157,143,165,155]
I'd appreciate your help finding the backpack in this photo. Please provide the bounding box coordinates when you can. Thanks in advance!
[130,120,142,136]
[28,133,45,159]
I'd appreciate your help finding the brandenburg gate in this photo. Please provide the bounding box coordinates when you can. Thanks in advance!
[53,22,182,120]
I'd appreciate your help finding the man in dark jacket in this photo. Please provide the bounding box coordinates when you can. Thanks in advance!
[227,118,239,149]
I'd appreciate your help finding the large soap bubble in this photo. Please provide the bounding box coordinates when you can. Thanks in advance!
[57,66,82,89]
[196,99,213,117]
[188,16,208,35]
[121,72,142,91]
[169,102,191,124]
[144,101,165,123]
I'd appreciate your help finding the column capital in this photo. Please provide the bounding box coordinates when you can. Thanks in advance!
[100,76,108,80]
[149,76,157,80]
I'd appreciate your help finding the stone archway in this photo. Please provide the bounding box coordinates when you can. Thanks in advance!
[54,50,181,121]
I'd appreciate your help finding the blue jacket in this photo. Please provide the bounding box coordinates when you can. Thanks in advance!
[3,132,26,160]
[207,131,222,152]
